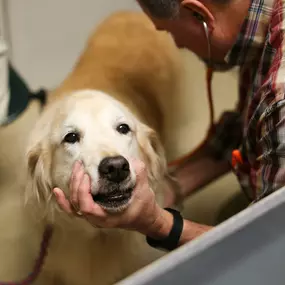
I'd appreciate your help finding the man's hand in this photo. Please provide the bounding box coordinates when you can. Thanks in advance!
[53,160,167,234]
[53,159,213,246]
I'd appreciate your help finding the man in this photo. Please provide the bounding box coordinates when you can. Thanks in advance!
[54,0,285,251]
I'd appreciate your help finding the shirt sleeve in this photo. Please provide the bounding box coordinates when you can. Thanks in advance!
[253,99,285,201]
[249,0,285,201]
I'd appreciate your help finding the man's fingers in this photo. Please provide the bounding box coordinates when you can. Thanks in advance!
[132,158,147,182]
[70,162,85,206]
[53,188,73,214]
[77,174,106,217]
[131,158,149,196]
[69,161,81,189]
[77,174,94,212]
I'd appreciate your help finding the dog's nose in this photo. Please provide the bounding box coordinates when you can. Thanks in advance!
[98,156,130,183]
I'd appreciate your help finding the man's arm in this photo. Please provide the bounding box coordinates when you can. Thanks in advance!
[175,150,231,198]
[165,111,242,207]
[164,147,231,207]
[54,159,214,246]
[139,206,213,245]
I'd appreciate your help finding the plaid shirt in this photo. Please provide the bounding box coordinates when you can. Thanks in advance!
[209,0,285,202]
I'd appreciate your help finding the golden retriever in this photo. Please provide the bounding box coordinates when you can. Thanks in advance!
[24,11,182,285]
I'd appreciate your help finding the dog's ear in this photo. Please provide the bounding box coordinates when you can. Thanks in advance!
[25,112,54,214]
[26,141,52,206]
[137,123,167,184]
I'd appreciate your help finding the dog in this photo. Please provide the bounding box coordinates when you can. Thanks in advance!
[24,11,183,285]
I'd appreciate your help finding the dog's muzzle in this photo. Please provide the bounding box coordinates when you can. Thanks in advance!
[92,155,134,212]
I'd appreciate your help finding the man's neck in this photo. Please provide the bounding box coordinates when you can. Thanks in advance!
[225,0,274,66]
[211,0,252,61]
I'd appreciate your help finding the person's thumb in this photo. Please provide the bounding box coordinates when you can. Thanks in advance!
[133,157,146,174]
[130,158,148,187]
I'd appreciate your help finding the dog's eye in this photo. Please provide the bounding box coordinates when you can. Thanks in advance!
[63,132,80,144]
[116,124,131,135]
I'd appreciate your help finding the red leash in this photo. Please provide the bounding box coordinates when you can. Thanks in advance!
[0,68,215,285]
[0,225,53,285]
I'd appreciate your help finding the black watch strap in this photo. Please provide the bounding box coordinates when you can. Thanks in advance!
[146,208,184,251]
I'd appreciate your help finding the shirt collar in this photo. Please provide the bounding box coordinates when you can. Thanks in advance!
[225,0,274,66]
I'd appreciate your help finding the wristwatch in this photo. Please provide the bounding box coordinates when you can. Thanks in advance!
[146,208,184,251]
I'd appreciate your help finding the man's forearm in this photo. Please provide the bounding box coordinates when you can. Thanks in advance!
[178,219,212,246]
[144,148,229,245]
[164,147,231,207]
[175,155,231,197]
[142,207,212,246]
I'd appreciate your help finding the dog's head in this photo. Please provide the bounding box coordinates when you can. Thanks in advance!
[25,90,166,218]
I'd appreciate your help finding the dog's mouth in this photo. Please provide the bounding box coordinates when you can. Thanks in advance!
[92,187,133,212]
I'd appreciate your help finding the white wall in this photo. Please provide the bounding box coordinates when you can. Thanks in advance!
[5,0,140,90]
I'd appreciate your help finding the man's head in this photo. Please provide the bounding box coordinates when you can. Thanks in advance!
[137,0,251,68]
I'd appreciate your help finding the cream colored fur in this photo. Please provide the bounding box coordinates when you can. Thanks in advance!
[24,11,183,285]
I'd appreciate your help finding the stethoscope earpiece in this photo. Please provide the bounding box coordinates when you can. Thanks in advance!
[189,9,212,65]
[202,20,212,67]
[192,10,205,22]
